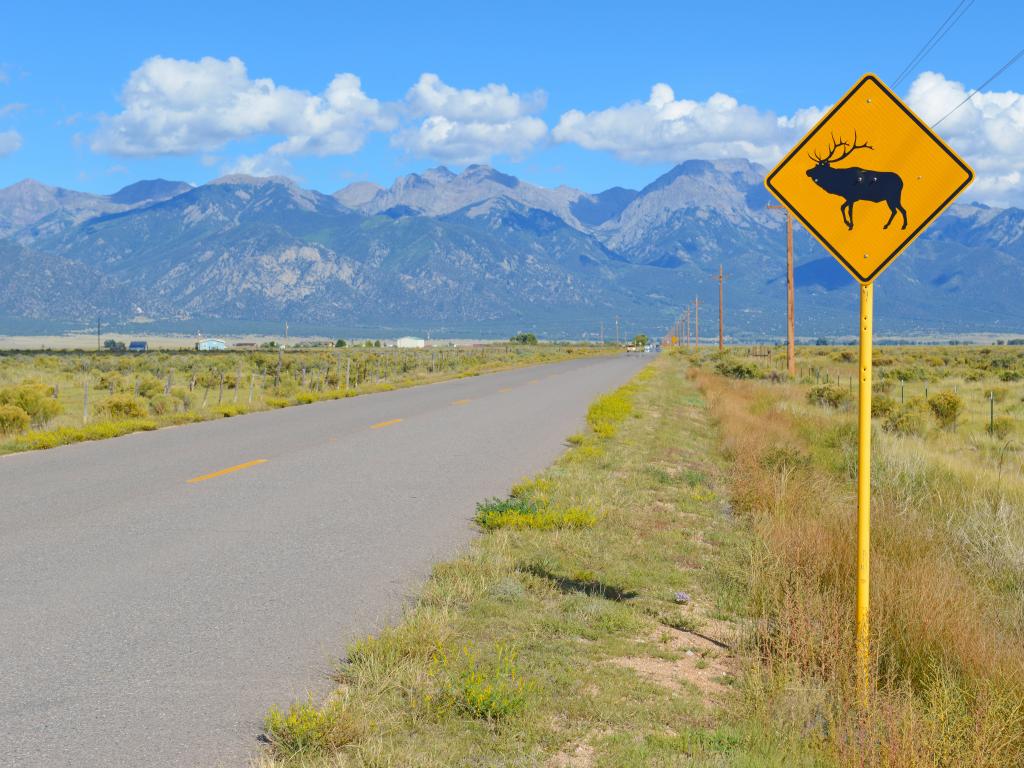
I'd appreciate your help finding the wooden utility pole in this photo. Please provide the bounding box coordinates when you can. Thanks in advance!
[614,316,620,345]
[600,320,604,345]
[713,265,726,351]
[693,297,701,351]
[684,307,690,347]
[768,204,796,376]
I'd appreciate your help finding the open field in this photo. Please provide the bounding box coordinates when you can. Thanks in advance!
[0,343,611,454]
[0,334,525,351]
[251,346,1024,766]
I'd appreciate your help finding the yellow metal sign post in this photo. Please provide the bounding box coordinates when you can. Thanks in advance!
[764,73,973,702]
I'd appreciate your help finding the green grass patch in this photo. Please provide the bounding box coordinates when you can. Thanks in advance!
[474,496,596,530]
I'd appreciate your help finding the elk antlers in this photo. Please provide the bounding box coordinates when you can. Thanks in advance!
[809,131,873,164]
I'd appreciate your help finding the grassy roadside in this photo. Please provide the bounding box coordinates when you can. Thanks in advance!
[0,345,611,455]
[255,353,786,767]
[694,350,1024,766]
[254,348,1024,767]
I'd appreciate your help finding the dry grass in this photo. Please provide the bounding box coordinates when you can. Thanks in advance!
[694,352,1024,766]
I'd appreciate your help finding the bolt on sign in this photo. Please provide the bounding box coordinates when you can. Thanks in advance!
[764,73,973,706]
[765,73,973,283]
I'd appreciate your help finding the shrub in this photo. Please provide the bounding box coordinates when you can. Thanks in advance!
[0,404,30,435]
[169,386,193,409]
[96,371,126,391]
[714,359,763,379]
[148,394,177,416]
[927,391,964,429]
[807,383,852,409]
[883,398,928,436]
[263,697,365,756]
[0,382,62,427]
[101,394,149,420]
[136,374,164,398]
[871,394,898,419]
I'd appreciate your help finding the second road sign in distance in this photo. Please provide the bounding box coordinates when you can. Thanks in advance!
[765,73,973,284]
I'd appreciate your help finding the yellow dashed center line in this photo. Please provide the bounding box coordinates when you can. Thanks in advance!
[452,399,472,405]
[187,459,267,484]
[370,418,403,429]
[529,379,541,384]
[498,387,513,393]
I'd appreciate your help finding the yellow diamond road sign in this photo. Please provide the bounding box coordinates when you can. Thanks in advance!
[765,73,973,283]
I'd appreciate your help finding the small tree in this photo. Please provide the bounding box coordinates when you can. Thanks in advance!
[510,333,538,345]
[632,334,649,347]
[335,339,347,348]
[103,339,126,352]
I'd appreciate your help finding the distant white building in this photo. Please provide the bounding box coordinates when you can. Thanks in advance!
[396,336,426,349]
[196,338,227,351]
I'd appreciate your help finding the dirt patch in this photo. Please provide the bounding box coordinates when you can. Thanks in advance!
[548,741,596,768]
[609,626,735,704]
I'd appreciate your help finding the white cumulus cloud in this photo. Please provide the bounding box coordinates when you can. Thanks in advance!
[907,71,1024,206]
[553,83,822,165]
[91,56,395,158]
[392,73,547,164]
[223,152,295,178]
[0,129,22,156]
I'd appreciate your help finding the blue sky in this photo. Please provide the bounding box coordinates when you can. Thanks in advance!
[2,0,1023,201]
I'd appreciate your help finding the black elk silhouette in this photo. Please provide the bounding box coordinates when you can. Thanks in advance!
[806,133,907,231]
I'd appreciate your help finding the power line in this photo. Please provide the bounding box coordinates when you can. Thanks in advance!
[932,45,1024,128]
[892,0,974,88]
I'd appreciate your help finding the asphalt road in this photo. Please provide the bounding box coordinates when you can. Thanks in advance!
[0,353,648,767]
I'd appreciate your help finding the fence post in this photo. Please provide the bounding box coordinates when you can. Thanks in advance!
[249,373,255,404]
[990,392,995,435]
[218,373,224,404]
[83,379,89,424]
[900,379,904,403]
[346,358,351,390]
[235,363,241,403]
[165,371,172,395]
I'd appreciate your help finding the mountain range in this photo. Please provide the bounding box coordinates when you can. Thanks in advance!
[1,160,1022,339]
